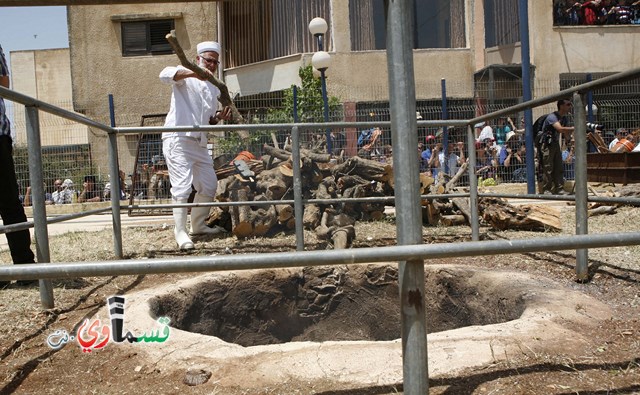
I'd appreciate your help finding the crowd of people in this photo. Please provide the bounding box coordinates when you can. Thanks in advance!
[20,171,136,206]
[418,116,531,187]
[415,102,639,194]
[554,0,640,26]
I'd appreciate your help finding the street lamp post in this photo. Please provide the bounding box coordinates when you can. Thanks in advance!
[309,17,332,154]
[309,17,327,51]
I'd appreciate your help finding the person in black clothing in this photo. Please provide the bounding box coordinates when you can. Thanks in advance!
[0,44,36,287]
[540,99,575,194]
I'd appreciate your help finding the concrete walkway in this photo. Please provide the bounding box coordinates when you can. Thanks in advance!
[0,210,170,250]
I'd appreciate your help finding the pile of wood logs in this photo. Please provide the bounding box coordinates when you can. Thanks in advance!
[583,184,640,217]
[207,145,393,248]
[206,145,567,247]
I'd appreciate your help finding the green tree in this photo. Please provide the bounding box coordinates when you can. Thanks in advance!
[218,65,342,155]
[267,65,341,124]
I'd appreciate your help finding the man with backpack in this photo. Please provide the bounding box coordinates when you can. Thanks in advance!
[537,99,575,195]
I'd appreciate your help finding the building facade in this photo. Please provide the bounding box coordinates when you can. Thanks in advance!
[10,48,88,147]
[65,0,640,173]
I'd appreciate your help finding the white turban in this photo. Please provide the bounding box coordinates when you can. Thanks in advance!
[197,41,221,55]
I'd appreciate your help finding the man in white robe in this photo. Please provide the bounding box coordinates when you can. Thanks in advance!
[160,41,230,250]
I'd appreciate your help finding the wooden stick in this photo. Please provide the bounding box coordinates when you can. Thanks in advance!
[165,30,249,140]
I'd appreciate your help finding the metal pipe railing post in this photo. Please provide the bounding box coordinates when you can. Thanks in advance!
[519,0,536,194]
[291,125,304,251]
[385,1,428,393]
[107,94,123,259]
[108,130,123,259]
[320,68,332,154]
[573,93,589,281]
[25,105,54,308]
[441,79,449,175]
[467,124,480,241]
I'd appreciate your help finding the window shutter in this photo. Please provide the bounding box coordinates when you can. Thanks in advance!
[122,22,148,56]
[149,20,174,54]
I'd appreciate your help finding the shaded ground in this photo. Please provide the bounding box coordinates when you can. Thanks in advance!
[0,189,639,394]
[148,264,525,347]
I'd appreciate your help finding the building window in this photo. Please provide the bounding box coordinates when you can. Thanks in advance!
[349,0,466,51]
[223,0,331,68]
[484,0,520,48]
[121,19,175,56]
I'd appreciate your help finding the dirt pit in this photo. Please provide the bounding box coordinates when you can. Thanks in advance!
[149,265,526,347]
[118,263,611,388]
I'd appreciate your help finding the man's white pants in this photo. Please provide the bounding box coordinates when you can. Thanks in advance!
[162,136,217,199]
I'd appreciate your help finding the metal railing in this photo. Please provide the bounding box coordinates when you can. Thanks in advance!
[2,66,640,304]
[2,62,640,395]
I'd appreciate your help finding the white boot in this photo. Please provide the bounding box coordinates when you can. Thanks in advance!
[190,193,226,236]
[173,197,194,250]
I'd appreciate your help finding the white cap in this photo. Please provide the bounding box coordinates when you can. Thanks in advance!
[197,41,221,55]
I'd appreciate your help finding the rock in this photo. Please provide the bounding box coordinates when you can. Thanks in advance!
[183,369,212,386]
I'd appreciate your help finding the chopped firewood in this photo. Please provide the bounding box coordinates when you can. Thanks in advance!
[441,215,467,226]
[303,204,322,230]
[263,144,293,161]
[422,202,440,225]
[316,177,338,200]
[332,156,392,182]
[479,197,561,232]
[451,197,472,223]
[337,174,370,191]
[315,209,357,249]
[361,209,385,221]
[216,176,240,199]
[205,205,232,231]
[262,144,332,163]
[419,173,435,195]
[253,205,278,236]
[228,187,277,238]
[276,204,293,224]
[330,225,356,249]
[445,162,469,192]
[229,186,254,238]
[255,165,292,200]
[588,206,617,217]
